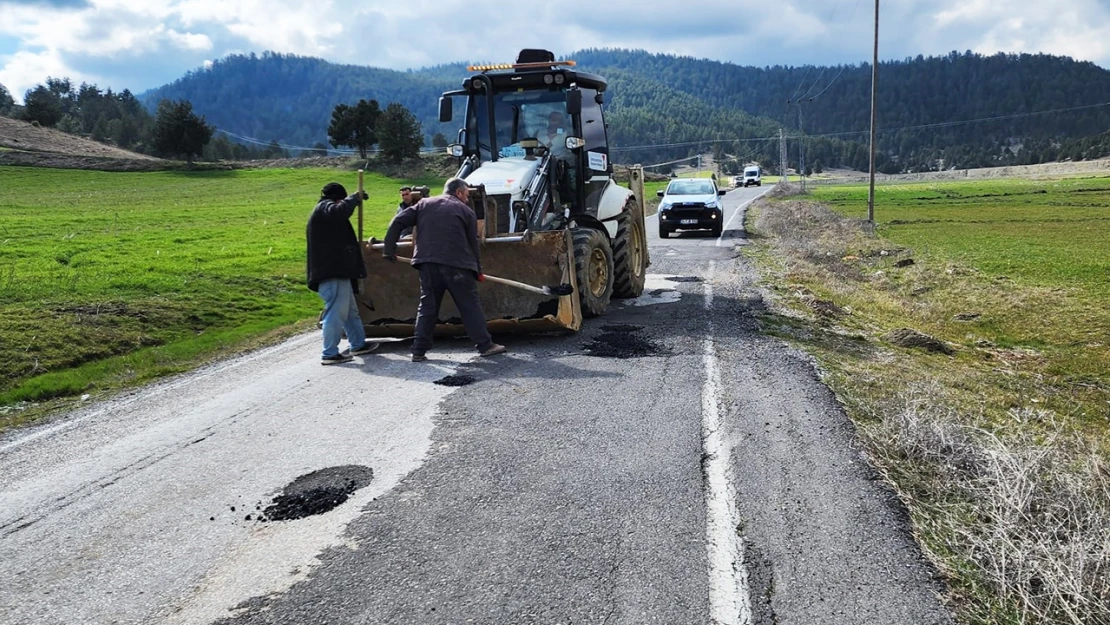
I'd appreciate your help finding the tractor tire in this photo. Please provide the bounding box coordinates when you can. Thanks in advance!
[572,227,614,318]
[612,198,648,298]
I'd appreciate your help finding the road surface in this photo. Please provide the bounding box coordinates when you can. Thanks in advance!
[0,185,952,625]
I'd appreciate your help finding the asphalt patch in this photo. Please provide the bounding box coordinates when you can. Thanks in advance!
[665,276,703,283]
[583,326,666,359]
[434,374,476,387]
[259,465,373,522]
[601,324,644,333]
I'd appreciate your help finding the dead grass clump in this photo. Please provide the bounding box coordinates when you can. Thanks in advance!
[866,384,1110,625]
[753,198,876,267]
[884,327,955,355]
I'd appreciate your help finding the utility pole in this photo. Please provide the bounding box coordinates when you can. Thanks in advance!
[867,0,879,225]
[779,128,788,183]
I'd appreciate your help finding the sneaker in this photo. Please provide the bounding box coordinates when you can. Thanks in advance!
[411,353,428,362]
[479,344,507,357]
[349,342,380,355]
[321,352,354,365]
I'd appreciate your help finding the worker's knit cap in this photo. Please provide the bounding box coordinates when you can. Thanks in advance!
[321,182,347,200]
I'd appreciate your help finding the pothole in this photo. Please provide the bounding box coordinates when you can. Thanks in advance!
[583,326,667,358]
[434,374,476,387]
[665,276,703,283]
[258,465,374,522]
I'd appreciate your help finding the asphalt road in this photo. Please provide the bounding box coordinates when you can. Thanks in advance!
[0,185,953,625]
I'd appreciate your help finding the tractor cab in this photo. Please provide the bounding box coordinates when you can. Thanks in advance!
[437,49,613,234]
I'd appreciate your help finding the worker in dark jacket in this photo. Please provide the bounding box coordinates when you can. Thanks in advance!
[395,186,415,238]
[306,182,379,365]
[383,178,506,362]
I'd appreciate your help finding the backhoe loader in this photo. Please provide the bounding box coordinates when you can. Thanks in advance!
[359,49,649,336]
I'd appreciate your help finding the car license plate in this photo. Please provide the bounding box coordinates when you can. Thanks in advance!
[680,219,697,225]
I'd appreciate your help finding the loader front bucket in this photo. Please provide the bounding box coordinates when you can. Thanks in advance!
[357,230,582,338]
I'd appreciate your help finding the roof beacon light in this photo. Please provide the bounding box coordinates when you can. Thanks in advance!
[467,60,576,73]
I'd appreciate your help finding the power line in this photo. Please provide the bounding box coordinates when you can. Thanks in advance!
[611,135,783,152]
[216,128,444,154]
[802,100,1110,140]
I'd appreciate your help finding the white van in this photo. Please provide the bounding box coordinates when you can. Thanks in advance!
[742,165,762,187]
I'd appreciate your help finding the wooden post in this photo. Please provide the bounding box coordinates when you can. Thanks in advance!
[357,169,365,241]
[628,164,645,218]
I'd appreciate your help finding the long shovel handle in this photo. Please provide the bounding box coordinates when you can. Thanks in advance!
[393,256,550,296]
[479,273,550,296]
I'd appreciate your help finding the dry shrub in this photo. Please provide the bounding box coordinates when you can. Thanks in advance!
[753,197,875,266]
[865,383,1110,625]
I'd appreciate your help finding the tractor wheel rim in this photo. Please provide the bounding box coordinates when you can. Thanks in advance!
[589,248,608,297]
[631,225,645,278]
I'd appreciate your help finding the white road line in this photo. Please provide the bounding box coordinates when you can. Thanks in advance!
[702,261,753,625]
[716,188,772,247]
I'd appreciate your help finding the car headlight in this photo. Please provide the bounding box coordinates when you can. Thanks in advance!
[705,200,719,209]
[659,202,672,211]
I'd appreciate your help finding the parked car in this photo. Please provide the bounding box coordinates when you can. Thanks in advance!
[656,177,727,238]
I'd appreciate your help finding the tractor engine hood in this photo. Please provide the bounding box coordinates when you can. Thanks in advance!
[465,157,543,198]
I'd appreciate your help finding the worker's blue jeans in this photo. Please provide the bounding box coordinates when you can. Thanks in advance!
[413,263,493,356]
[317,278,367,358]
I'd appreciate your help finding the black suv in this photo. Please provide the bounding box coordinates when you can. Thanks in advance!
[656,178,727,238]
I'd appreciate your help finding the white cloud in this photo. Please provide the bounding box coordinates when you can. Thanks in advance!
[0,49,93,99]
[2,0,1110,102]
[163,28,213,52]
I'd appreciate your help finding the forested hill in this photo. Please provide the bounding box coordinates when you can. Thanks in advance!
[573,49,1110,170]
[142,49,1110,172]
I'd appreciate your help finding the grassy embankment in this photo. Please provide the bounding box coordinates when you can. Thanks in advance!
[0,166,440,428]
[746,178,1110,625]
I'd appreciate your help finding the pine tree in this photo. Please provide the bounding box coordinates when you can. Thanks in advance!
[327,99,380,158]
[376,102,423,163]
[152,99,214,165]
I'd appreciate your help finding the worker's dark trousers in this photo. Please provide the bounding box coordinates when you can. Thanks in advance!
[413,263,494,355]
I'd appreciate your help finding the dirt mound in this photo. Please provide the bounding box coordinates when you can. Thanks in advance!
[0,116,160,161]
[883,328,954,354]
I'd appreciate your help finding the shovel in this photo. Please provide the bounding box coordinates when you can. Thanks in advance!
[394,256,573,299]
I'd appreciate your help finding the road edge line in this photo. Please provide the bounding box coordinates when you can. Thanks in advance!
[702,260,753,624]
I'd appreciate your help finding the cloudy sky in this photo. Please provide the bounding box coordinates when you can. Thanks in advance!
[2,0,1110,101]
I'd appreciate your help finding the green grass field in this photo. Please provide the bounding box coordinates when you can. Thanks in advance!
[808,177,1110,425]
[816,178,1110,294]
[0,166,440,414]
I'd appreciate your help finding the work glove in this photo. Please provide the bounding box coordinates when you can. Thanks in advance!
[383,253,396,263]
[360,191,369,200]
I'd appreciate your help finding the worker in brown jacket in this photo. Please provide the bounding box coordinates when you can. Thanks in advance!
[382,178,507,362]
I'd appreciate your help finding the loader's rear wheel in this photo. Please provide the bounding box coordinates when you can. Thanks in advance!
[572,227,614,318]
[612,198,648,298]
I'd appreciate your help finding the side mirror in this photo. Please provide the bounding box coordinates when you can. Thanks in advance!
[566,89,582,116]
[656,190,665,197]
[438,97,452,123]
[447,143,465,158]
[564,136,586,151]
[718,189,726,196]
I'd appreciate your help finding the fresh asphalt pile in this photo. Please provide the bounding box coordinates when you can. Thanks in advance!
[433,375,477,387]
[259,466,374,522]
[581,324,668,359]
